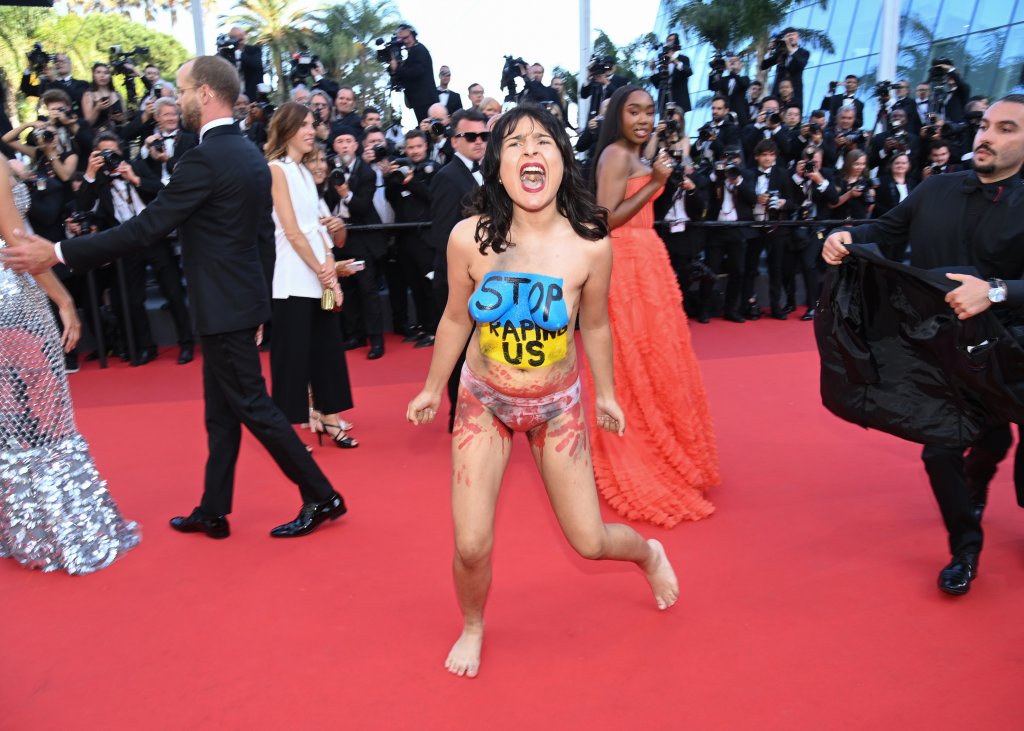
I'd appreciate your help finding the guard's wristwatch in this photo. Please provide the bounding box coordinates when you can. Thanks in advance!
[987,278,1008,304]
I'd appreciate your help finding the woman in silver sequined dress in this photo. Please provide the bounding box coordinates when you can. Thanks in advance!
[0,154,140,574]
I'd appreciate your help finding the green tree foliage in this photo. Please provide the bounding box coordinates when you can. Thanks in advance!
[0,8,188,120]
[226,0,318,104]
[307,0,400,113]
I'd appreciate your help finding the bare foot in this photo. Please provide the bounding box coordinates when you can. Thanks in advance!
[445,626,483,678]
[643,539,679,610]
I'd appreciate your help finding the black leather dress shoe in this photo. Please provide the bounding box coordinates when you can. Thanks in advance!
[770,309,788,321]
[342,337,367,350]
[132,348,157,366]
[782,304,795,315]
[745,303,762,320]
[402,330,426,343]
[177,345,195,365]
[269,492,347,538]
[170,508,230,539]
[414,334,435,348]
[696,313,711,324]
[938,552,979,595]
[800,308,815,321]
[724,311,746,323]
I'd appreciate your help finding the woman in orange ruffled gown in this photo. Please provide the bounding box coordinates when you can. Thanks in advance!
[588,85,719,527]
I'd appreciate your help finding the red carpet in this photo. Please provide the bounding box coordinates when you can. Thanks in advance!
[3,322,1023,730]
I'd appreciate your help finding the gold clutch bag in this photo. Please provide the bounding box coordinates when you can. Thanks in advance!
[320,287,335,311]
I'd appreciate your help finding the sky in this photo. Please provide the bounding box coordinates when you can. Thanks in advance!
[165,0,661,122]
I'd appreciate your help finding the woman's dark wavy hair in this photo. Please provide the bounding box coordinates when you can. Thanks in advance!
[468,104,608,255]
[588,84,650,191]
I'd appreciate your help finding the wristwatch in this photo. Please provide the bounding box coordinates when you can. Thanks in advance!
[987,278,1008,304]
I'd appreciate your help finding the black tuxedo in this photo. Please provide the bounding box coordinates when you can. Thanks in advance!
[741,124,793,165]
[650,55,693,113]
[59,122,335,515]
[341,157,389,344]
[822,94,864,129]
[233,45,265,101]
[21,73,90,111]
[392,42,439,122]
[430,156,480,423]
[705,170,757,317]
[868,128,920,171]
[438,88,463,115]
[761,46,810,108]
[742,165,795,314]
[892,96,922,135]
[710,74,751,125]
[580,75,627,118]
[138,129,198,180]
[386,166,437,332]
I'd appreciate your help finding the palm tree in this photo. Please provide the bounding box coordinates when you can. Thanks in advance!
[310,0,399,112]
[226,0,317,102]
[673,0,834,85]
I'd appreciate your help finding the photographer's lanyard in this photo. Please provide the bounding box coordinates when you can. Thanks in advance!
[110,180,144,224]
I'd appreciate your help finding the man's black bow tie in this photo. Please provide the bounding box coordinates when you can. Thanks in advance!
[471,161,481,173]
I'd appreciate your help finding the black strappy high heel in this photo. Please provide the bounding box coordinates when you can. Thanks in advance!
[317,421,359,449]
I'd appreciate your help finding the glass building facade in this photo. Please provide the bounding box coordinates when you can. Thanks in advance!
[656,0,1024,129]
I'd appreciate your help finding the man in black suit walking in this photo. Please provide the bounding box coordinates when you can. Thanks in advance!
[389,24,439,123]
[429,108,487,430]
[3,55,346,540]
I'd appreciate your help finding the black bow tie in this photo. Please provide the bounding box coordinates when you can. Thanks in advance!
[759,170,771,177]
[162,133,175,139]
[471,161,481,173]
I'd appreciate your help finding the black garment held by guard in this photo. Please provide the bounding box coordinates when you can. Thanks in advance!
[815,244,1024,450]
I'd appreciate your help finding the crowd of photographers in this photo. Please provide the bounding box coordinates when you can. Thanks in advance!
[0,23,1004,372]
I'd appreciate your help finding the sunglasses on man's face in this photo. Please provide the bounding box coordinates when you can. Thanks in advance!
[454,132,490,143]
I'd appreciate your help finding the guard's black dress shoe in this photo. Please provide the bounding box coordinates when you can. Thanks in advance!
[177,345,195,365]
[367,344,385,359]
[696,312,711,324]
[170,508,230,539]
[770,309,788,321]
[269,492,347,537]
[723,311,746,323]
[402,330,426,343]
[745,303,762,320]
[342,337,366,350]
[800,308,815,321]
[782,304,795,315]
[414,334,435,348]
[938,552,979,596]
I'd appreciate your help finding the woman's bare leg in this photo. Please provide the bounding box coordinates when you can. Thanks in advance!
[446,385,513,677]
[526,402,679,609]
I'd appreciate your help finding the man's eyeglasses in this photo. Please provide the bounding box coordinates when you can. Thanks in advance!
[454,132,490,143]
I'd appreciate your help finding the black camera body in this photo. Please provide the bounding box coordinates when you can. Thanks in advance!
[501,55,527,93]
[328,161,350,187]
[838,129,866,146]
[69,210,98,229]
[428,118,448,138]
[109,45,149,75]
[26,127,56,146]
[149,138,165,153]
[709,54,726,73]
[216,34,239,60]
[874,80,892,99]
[289,49,319,86]
[375,36,404,65]
[714,157,741,181]
[99,148,124,175]
[587,54,614,76]
[697,122,718,142]
[26,42,55,74]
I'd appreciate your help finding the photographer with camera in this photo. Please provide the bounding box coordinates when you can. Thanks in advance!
[741,96,793,165]
[930,59,971,124]
[889,80,921,135]
[695,96,741,165]
[21,50,90,112]
[218,27,264,101]
[650,33,692,119]
[822,75,864,130]
[139,98,197,182]
[704,147,754,322]
[824,107,867,169]
[741,138,794,320]
[867,108,919,172]
[385,129,439,347]
[921,139,962,179]
[419,102,452,164]
[829,148,876,220]
[3,90,82,183]
[339,126,395,359]
[387,24,439,124]
[709,55,750,125]
[580,55,626,119]
[786,145,837,320]
[308,60,340,102]
[761,28,809,110]
[308,90,333,144]
[76,131,164,365]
